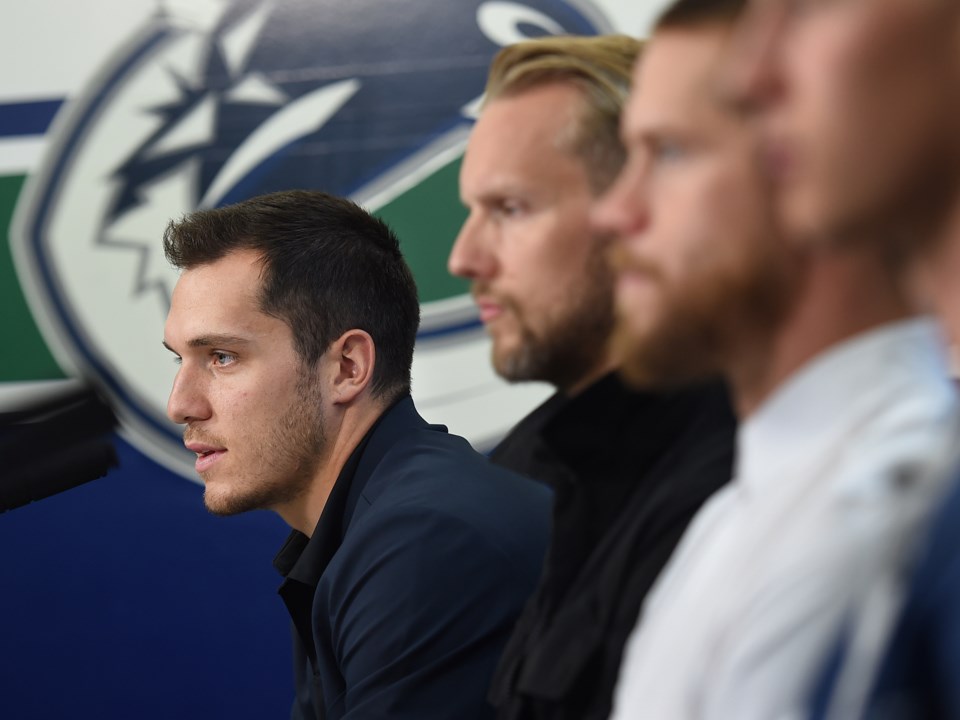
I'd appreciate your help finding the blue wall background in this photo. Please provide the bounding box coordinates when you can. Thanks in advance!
[0,1,655,717]
[0,437,293,717]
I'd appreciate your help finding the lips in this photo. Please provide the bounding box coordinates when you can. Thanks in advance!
[474,296,505,324]
[757,133,797,183]
[185,441,227,473]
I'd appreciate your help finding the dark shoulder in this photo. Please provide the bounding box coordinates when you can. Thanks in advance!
[490,391,568,476]
[350,425,550,561]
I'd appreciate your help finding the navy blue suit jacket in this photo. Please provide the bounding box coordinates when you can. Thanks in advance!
[810,465,960,719]
[863,466,960,719]
[274,396,551,719]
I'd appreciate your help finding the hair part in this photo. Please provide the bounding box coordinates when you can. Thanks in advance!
[484,34,643,192]
[163,190,421,403]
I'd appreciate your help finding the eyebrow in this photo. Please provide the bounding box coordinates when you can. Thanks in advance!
[471,184,529,203]
[162,335,251,353]
[622,113,663,145]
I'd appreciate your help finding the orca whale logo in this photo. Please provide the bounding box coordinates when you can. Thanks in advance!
[12,0,609,478]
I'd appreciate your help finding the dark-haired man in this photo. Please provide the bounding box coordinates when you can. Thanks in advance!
[449,35,736,720]
[594,1,959,718]
[162,190,550,720]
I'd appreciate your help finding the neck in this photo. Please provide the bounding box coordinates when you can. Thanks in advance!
[276,396,387,536]
[728,247,916,418]
[564,353,619,397]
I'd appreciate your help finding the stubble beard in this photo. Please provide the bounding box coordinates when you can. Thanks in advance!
[491,253,615,392]
[203,371,327,517]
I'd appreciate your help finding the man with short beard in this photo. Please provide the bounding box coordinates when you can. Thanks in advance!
[162,190,550,720]
[727,0,960,716]
[591,0,960,718]
[448,34,736,720]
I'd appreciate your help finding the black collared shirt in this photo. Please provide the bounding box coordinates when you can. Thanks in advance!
[273,409,379,670]
[489,374,736,720]
[273,395,551,720]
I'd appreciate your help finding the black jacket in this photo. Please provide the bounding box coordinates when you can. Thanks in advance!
[489,374,736,720]
[275,396,551,719]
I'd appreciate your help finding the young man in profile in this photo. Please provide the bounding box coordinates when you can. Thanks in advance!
[593,1,959,717]
[162,190,550,719]
[449,35,736,720]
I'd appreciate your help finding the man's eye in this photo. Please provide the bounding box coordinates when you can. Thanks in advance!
[172,356,182,366]
[654,140,686,162]
[212,352,236,367]
[496,200,525,218]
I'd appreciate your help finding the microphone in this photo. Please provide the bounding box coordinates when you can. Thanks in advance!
[0,383,119,513]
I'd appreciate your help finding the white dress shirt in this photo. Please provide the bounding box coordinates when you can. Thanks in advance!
[610,318,959,720]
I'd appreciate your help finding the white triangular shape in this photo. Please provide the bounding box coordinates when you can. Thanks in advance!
[144,94,217,159]
[219,1,273,76]
[224,72,288,105]
[201,78,361,208]
[103,159,200,292]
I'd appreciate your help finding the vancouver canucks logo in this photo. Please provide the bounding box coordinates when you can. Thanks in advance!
[12,0,608,479]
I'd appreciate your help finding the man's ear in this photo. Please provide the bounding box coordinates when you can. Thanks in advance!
[327,329,376,405]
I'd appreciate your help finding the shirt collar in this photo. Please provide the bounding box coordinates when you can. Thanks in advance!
[736,317,951,493]
[273,393,419,585]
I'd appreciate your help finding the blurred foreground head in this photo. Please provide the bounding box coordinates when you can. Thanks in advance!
[727,0,960,247]
[449,34,642,394]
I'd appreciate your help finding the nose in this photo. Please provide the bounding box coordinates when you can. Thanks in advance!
[591,155,650,244]
[166,364,212,425]
[448,212,498,281]
[720,1,789,116]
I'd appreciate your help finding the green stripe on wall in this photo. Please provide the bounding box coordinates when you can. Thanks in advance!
[0,174,66,381]
[0,155,469,382]
[375,157,470,304]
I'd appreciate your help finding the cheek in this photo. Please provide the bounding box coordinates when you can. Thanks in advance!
[511,214,592,282]
[785,12,876,132]
[813,6,924,120]
[546,202,595,252]
[647,187,696,272]
[215,375,284,423]
[812,16,950,187]
[675,181,762,287]
[213,386,254,427]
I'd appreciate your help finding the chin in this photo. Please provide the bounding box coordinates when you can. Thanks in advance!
[778,190,835,243]
[203,490,234,517]
[612,327,658,387]
[491,345,530,383]
[203,484,253,517]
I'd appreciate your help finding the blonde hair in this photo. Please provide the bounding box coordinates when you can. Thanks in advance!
[484,34,643,191]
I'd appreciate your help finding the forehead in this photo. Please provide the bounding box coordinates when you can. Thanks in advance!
[166,249,275,340]
[626,26,729,132]
[462,82,592,191]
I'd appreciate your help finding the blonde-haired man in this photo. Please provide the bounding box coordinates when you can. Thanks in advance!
[449,34,736,720]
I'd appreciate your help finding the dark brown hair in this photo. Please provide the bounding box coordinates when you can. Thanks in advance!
[164,190,420,402]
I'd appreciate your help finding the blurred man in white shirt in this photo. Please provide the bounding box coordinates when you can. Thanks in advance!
[726,0,960,716]
[592,0,960,717]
